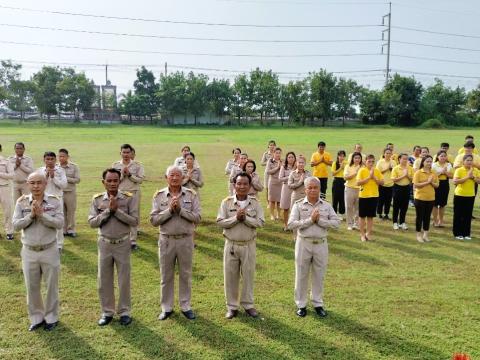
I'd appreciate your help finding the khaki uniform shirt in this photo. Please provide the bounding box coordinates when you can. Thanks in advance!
[229,164,243,184]
[13,193,64,246]
[150,187,201,236]
[288,170,311,190]
[216,195,264,242]
[0,155,14,186]
[288,197,340,238]
[248,172,264,195]
[181,166,204,192]
[60,162,80,192]
[88,191,139,239]
[8,155,34,183]
[38,166,67,197]
[112,160,145,192]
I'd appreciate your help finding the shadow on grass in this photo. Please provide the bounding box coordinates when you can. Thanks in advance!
[62,248,97,276]
[133,243,160,269]
[239,314,366,360]
[0,238,21,257]
[68,237,98,255]
[176,314,291,359]
[329,245,389,266]
[0,254,24,285]
[37,323,105,360]
[323,311,448,360]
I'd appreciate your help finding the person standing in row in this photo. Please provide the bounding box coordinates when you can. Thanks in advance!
[432,150,453,228]
[386,143,398,163]
[151,166,201,321]
[243,159,263,197]
[344,152,362,231]
[391,153,413,230]
[182,152,204,198]
[412,156,439,243]
[0,144,14,240]
[457,135,478,155]
[174,145,191,168]
[356,155,384,242]
[433,143,454,164]
[347,144,366,164]
[225,148,241,196]
[230,153,248,189]
[310,141,332,199]
[413,147,429,171]
[288,176,340,318]
[267,147,283,221]
[13,171,63,331]
[58,149,80,238]
[279,152,296,231]
[112,144,145,250]
[288,155,310,208]
[331,150,347,221]
[452,155,480,240]
[453,142,480,169]
[376,148,396,220]
[39,152,67,250]
[408,145,422,207]
[9,142,35,203]
[217,172,264,319]
[88,168,138,326]
[261,140,276,206]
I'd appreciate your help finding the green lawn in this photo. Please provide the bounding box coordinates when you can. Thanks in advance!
[0,125,479,359]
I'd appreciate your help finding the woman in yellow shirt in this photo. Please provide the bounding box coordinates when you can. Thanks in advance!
[431,150,453,227]
[356,154,384,242]
[452,154,480,240]
[376,148,396,220]
[344,152,363,230]
[310,141,332,199]
[412,155,439,243]
[391,153,413,230]
[331,150,347,220]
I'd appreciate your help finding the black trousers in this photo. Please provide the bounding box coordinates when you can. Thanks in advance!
[377,185,393,216]
[453,195,475,237]
[318,178,328,199]
[414,199,434,232]
[332,177,345,214]
[392,184,410,224]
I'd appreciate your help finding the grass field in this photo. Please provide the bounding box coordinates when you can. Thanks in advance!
[0,125,479,360]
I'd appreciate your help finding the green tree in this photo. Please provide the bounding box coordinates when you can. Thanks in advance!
[336,78,362,126]
[133,66,159,123]
[466,84,480,116]
[32,66,64,120]
[280,80,308,125]
[157,72,187,124]
[308,69,337,126]
[6,80,35,121]
[248,68,279,125]
[57,69,96,121]
[185,72,209,125]
[0,60,22,105]
[232,74,251,125]
[359,89,387,124]
[207,78,233,118]
[383,74,423,126]
[420,79,466,125]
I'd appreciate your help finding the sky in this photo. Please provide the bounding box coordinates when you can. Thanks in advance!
[0,0,479,94]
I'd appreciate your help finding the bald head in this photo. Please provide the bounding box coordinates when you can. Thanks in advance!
[27,171,47,197]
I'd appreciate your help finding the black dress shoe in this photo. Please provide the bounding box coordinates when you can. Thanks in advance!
[98,316,113,326]
[314,306,328,317]
[296,307,307,317]
[158,311,173,320]
[182,310,196,320]
[28,321,45,331]
[225,309,238,319]
[245,308,258,318]
[6,234,14,241]
[119,315,132,326]
[131,244,139,251]
[44,321,58,331]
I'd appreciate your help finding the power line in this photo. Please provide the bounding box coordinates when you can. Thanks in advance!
[0,40,382,58]
[218,0,388,5]
[392,25,480,39]
[392,54,480,66]
[393,40,480,53]
[0,4,382,29]
[0,23,382,44]
[392,69,480,80]
[392,2,480,17]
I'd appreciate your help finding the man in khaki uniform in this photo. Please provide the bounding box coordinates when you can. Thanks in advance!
[112,144,144,250]
[150,165,201,321]
[217,172,264,319]
[58,149,80,237]
[13,171,63,331]
[39,152,67,250]
[288,176,340,318]
[8,142,34,203]
[88,168,138,327]
[0,144,15,240]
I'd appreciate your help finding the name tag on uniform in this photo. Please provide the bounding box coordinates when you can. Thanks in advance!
[22,208,31,213]
[183,199,192,203]
[43,205,55,211]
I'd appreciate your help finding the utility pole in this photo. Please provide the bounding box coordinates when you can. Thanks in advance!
[164,62,168,76]
[105,64,108,84]
[382,2,392,85]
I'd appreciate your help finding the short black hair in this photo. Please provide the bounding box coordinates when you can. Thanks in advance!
[234,171,251,185]
[15,142,25,148]
[232,147,241,154]
[243,159,256,173]
[120,144,134,151]
[419,155,433,169]
[317,141,326,147]
[465,135,474,140]
[440,142,449,148]
[58,148,69,155]
[102,168,121,180]
[268,140,276,146]
[43,151,56,158]
[186,152,195,160]
[464,142,475,149]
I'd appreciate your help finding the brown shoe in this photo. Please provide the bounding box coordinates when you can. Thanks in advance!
[225,309,238,319]
[245,308,258,318]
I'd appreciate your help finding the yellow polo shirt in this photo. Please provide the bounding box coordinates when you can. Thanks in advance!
[357,167,383,198]
[376,159,396,187]
[310,151,332,178]
[344,164,361,189]
[413,169,439,201]
[453,153,480,169]
[347,152,366,164]
[391,165,413,186]
[332,160,348,178]
[454,167,480,197]
[458,147,479,155]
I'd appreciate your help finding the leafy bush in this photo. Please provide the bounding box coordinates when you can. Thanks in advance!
[419,118,445,129]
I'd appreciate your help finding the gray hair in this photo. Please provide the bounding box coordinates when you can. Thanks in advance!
[165,165,184,176]
[27,170,47,182]
[304,176,320,187]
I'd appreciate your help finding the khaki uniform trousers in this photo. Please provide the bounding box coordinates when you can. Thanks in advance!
[345,187,359,227]
[21,244,60,325]
[294,237,328,308]
[13,182,29,204]
[159,234,194,312]
[63,190,77,233]
[130,190,139,244]
[56,197,64,248]
[223,239,256,311]
[0,185,13,234]
[97,237,131,317]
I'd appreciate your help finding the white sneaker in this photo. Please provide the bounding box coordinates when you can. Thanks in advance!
[401,223,408,230]
[416,233,424,243]
[455,236,464,240]
[347,226,353,231]
[464,236,472,241]
[393,223,399,230]
[337,215,344,221]
[352,224,359,230]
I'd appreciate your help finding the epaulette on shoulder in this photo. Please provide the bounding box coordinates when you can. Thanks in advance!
[184,187,196,196]
[18,194,27,201]
[47,194,61,200]
[93,192,104,199]
[153,189,166,198]
[121,191,133,197]
[223,195,234,202]
[248,195,258,201]
[294,198,303,204]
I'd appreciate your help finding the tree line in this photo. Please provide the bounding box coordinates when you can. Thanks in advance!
[1,60,479,126]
